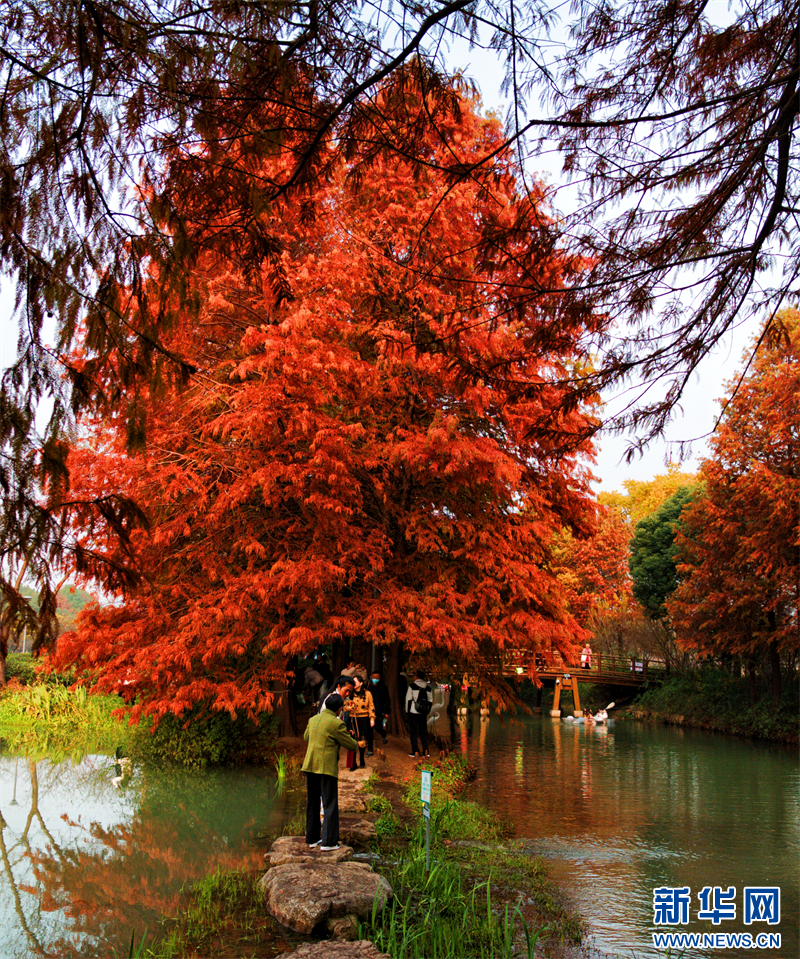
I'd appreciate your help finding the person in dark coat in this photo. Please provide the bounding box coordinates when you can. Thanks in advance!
[316,654,333,688]
[302,694,358,850]
[369,670,391,745]
[405,669,432,758]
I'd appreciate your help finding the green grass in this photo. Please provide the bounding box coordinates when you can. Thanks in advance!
[0,682,123,726]
[145,867,304,959]
[0,684,130,756]
[402,773,501,844]
[362,837,583,958]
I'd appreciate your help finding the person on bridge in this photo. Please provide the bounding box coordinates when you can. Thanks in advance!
[580,643,593,669]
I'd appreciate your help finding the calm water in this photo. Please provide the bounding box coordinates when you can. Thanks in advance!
[444,713,800,958]
[1,719,797,959]
[0,749,290,958]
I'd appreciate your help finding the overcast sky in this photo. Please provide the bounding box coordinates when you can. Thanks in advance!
[0,1,765,497]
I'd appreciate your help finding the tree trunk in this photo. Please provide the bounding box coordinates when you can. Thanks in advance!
[351,637,371,675]
[275,656,298,736]
[746,658,758,706]
[330,639,346,680]
[0,623,9,687]
[385,641,409,737]
[275,685,297,736]
[768,640,782,704]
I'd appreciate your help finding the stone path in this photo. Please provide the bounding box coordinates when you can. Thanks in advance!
[263,763,393,954]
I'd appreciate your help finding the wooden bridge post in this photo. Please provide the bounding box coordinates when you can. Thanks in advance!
[551,673,581,718]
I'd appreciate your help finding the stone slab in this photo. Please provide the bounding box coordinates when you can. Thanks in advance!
[265,836,353,866]
[282,940,391,959]
[260,861,392,934]
[340,818,377,846]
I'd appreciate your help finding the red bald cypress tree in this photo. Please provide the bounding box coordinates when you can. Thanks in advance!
[668,310,800,701]
[53,86,601,728]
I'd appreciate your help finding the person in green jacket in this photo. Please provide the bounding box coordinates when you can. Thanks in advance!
[302,693,359,850]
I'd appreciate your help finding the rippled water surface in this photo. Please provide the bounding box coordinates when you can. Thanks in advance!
[443,713,799,958]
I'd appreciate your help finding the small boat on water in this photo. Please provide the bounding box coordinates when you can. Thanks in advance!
[563,705,613,726]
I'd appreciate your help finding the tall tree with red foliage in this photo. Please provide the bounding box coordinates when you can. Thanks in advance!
[668,310,800,701]
[553,504,633,629]
[52,85,601,728]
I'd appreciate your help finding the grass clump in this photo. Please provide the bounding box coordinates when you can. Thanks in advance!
[148,868,304,959]
[362,837,583,958]
[402,758,499,844]
[129,707,280,769]
[0,683,128,755]
[362,754,584,955]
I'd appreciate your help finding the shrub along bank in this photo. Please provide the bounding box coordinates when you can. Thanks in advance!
[631,667,799,743]
[1,655,281,767]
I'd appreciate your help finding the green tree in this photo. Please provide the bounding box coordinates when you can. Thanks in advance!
[629,485,700,620]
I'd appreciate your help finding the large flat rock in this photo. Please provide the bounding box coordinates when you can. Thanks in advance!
[265,836,353,866]
[338,782,369,812]
[282,941,391,959]
[260,861,392,934]
[340,818,377,846]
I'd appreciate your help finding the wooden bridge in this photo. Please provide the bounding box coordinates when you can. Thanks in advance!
[501,652,667,688]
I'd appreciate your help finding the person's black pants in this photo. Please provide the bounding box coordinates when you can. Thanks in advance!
[408,712,428,756]
[304,772,339,846]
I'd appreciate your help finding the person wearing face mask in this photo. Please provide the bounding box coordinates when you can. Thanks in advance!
[343,674,375,768]
[369,670,391,746]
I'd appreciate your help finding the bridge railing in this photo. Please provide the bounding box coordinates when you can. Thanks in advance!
[502,650,667,680]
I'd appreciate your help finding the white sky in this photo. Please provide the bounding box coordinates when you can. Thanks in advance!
[445,25,763,494]
[0,1,764,496]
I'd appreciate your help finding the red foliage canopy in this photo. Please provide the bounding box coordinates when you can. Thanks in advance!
[54,87,602,723]
[668,310,799,677]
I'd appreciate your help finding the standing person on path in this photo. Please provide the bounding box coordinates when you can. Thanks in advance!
[369,670,391,746]
[315,654,333,695]
[302,694,358,851]
[405,669,432,758]
[344,674,375,768]
[303,664,324,704]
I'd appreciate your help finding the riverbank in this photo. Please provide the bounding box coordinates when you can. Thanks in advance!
[630,670,799,744]
[147,736,585,958]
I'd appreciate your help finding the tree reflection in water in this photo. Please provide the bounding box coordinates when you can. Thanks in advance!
[0,750,281,957]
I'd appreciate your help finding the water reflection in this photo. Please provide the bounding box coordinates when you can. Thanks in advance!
[452,715,799,959]
[0,750,287,958]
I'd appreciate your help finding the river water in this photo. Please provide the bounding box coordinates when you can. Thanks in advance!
[0,716,797,958]
[444,713,799,959]
[0,750,290,958]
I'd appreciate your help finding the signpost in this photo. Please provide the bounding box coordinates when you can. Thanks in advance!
[421,769,432,873]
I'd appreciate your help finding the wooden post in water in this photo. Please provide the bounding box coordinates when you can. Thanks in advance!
[551,673,581,718]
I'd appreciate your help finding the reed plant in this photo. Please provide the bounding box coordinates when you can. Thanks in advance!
[0,683,126,733]
[361,844,543,958]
